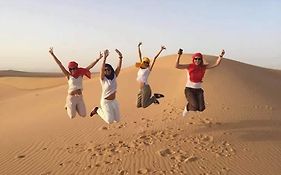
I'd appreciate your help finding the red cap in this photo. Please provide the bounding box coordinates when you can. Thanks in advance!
[68,61,78,69]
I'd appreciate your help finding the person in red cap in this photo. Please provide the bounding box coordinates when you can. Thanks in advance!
[49,47,102,119]
[175,49,225,116]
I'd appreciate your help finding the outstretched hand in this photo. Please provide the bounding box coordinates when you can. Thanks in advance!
[115,49,123,59]
[161,45,166,50]
[104,49,109,59]
[49,47,54,54]
[220,49,225,57]
[138,42,142,47]
[178,48,183,55]
[98,52,103,60]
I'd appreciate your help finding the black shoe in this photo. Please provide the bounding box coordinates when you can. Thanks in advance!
[154,93,164,99]
[90,107,98,117]
[154,99,160,104]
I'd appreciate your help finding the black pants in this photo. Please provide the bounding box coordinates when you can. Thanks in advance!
[184,87,205,112]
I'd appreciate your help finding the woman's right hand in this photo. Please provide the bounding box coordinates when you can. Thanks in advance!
[220,49,225,57]
[98,52,103,60]
[138,42,142,47]
[104,49,109,59]
[178,48,183,55]
[49,47,54,54]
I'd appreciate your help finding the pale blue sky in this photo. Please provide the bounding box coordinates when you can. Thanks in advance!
[1,0,281,72]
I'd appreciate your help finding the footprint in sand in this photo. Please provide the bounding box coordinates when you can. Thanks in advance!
[83,165,92,170]
[222,106,230,110]
[104,160,112,165]
[158,148,173,157]
[40,171,52,175]
[137,168,149,174]
[117,123,127,129]
[100,126,108,130]
[118,170,128,175]
[16,155,26,159]
[185,155,198,162]
[95,163,101,167]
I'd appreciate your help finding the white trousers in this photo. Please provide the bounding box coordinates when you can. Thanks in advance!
[65,95,86,119]
[97,98,120,124]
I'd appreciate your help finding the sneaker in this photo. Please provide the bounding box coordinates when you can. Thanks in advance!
[154,99,160,104]
[182,106,188,117]
[154,93,164,99]
[90,107,98,117]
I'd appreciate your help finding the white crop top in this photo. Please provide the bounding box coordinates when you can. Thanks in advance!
[136,68,150,84]
[68,76,83,93]
[101,75,117,99]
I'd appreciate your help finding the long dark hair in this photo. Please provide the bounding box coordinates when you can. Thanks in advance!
[105,64,115,80]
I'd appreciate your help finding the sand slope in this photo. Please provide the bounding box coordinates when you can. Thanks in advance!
[0,54,281,175]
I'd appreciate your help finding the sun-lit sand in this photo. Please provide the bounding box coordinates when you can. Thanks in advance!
[0,54,281,175]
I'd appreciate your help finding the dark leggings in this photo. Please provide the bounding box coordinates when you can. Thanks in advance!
[184,87,205,112]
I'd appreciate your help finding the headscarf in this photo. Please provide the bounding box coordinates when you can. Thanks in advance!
[188,53,206,83]
[68,61,91,79]
[105,63,115,80]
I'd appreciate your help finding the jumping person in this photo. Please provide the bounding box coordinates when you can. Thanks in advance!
[49,47,102,119]
[175,48,225,116]
[136,42,166,108]
[90,49,123,124]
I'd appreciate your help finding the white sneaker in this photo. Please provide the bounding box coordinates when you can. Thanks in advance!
[182,106,188,117]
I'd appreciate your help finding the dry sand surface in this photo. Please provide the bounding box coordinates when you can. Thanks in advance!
[0,54,281,175]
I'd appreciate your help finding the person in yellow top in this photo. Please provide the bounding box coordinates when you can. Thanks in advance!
[136,42,166,108]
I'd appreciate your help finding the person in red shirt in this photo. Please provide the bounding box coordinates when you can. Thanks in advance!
[175,48,225,116]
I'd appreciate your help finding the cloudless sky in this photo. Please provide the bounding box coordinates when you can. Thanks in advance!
[1,0,281,72]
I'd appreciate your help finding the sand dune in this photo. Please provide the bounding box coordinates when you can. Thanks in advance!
[0,54,280,175]
[0,70,63,77]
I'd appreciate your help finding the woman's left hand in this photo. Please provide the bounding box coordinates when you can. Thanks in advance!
[115,49,123,59]
[220,49,225,57]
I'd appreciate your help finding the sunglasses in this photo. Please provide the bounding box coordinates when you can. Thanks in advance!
[143,61,149,64]
[194,57,202,61]
[105,68,111,71]
[69,67,77,71]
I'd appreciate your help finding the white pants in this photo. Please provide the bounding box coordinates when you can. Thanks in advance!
[97,98,120,124]
[65,95,86,119]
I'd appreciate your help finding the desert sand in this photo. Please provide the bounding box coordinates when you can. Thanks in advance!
[0,54,281,175]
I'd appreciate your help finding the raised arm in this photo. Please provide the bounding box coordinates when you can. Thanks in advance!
[138,42,142,62]
[206,49,225,69]
[150,45,166,71]
[100,49,109,80]
[86,52,103,70]
[175,48,189,69]
[114,49,123,77]
[49,47,70,78]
